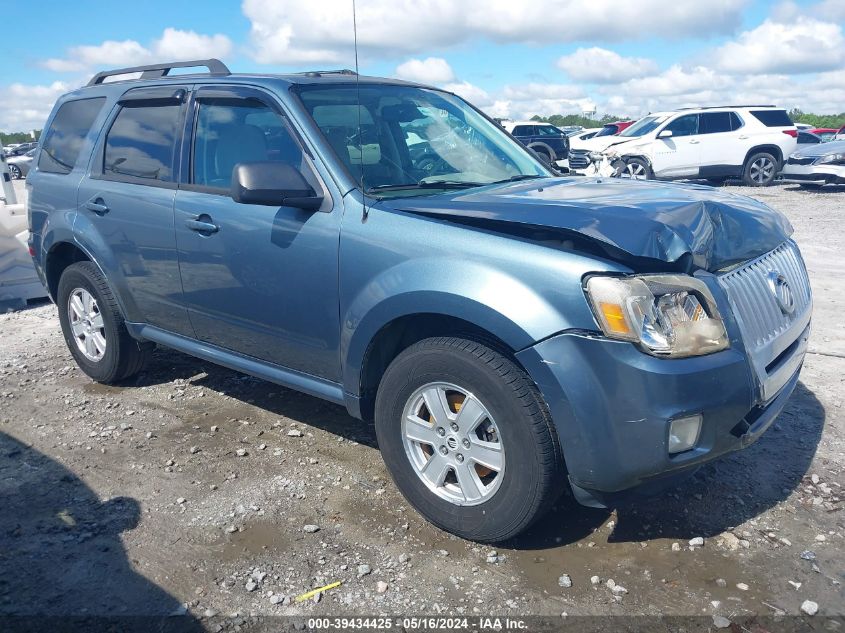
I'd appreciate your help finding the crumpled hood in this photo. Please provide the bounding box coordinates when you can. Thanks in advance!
[379,177,793,272]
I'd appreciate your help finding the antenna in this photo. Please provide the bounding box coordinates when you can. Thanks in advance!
[352,0,367,220]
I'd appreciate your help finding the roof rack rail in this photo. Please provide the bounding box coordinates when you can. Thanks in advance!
[87,59,231,86]
[301,69,358,77]
[676,104,777,110]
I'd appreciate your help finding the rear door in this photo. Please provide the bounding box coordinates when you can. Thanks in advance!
[173,85,341,379]
[697,111,746,176]
[76,85,192,335]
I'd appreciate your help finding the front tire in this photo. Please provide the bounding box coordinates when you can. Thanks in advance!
[621,157,652,180]
[374,337,565,542]
[8,164,21,180]
[743,152,778,187]
[57,262,152,383]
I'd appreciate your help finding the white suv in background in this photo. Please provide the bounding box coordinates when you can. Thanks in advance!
[577,106,797,187]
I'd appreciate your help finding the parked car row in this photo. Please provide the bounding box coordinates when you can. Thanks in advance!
[1,142,38,157]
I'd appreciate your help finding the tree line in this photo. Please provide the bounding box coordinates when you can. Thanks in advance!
[1,131,41,145]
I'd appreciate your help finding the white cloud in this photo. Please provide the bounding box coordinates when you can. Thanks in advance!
[712,17,845,74]
[0,82,71,132]
[242,0,746,65]
[395,57,455,84]
[41,28,233,74]
[556,48,658,83]
[816,0,845,20]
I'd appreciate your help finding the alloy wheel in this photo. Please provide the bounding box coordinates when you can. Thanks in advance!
[401,382,504,506]
[68,288,106,362]
[750,157,775,184]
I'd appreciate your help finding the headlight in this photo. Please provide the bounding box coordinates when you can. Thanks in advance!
[585,275,729,358]
[817,153,845,165]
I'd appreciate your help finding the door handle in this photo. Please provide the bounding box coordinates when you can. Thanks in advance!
[84,199,109,215]
[738,135,749,139]
[689,140,700,144]
[185,218,219,234]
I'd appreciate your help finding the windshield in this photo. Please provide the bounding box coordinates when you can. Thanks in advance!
[618,115,669,138]
[297,84,549,197]
[594,125,619,137]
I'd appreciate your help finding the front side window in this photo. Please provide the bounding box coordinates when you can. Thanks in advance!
[192,98,303,189]
[297,84,548,197]
[38,97,106,175]
[663,114,699,137]
[104,103,181,182]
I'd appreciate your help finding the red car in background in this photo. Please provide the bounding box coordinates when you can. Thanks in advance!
[811,128,839,142]
[593,120,635,138]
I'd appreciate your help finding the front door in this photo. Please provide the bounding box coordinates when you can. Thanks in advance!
[76,85,191,336]
[174,86,341,380]
[651,113,701,177]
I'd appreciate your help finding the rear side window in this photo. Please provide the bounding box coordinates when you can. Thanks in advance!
[699,112,732,134]
[750,110,793,127]
[536,125,562,136]
[103,103,182,182]
[38,98,106,174]
[512,125,533,136]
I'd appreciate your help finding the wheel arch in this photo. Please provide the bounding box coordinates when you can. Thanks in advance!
[744,144,783,167]
[45,241,92,301]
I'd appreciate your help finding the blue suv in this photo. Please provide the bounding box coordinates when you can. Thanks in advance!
[28,60,812,542]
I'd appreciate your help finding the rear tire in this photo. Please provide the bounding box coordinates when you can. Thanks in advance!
[742,152,778,187]
[57,262,152,383]
[8,164,21,179]
[374,337,565,542]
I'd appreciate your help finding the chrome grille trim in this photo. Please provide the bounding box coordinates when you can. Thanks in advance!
[718,239,812,402]
[569,150,591,169]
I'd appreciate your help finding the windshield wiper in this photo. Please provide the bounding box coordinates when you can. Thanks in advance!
[366,181,484,193]
[488,174,546,185]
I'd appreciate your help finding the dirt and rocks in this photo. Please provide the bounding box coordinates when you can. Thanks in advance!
[0,181,843,630]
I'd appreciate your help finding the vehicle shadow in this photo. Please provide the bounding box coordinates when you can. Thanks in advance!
[508,381,825,549]
[131,346,379,449]
[130,348,823,549]
[0,431,204,632]
[781,183,845,193]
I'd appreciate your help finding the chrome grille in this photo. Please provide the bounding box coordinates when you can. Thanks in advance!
[569,150,591,169]
[718,240,812,402]
[787,156,815,166]
[719,241,811,348]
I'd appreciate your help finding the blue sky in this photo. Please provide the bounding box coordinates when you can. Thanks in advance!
[2,0,844,131]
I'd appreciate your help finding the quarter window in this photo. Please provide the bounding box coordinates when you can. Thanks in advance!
[192,99,303,189]
[104,103,182,182]
[38,98,106,175]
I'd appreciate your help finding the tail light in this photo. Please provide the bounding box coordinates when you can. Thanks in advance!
[783,129,798,138]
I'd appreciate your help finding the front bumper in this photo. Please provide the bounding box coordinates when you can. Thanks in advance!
[516,325,808,507]
[781,162,845,185]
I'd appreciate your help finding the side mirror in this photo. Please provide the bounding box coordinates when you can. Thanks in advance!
[231,162,324,210]
[657,129,673,139]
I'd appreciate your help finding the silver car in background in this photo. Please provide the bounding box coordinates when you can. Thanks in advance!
[782,140,845,188]
[6,148,37,179]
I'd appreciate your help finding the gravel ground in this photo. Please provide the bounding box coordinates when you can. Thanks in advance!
[1,180,843,630]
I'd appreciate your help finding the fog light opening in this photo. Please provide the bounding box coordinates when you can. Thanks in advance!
[668,415,702,454]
